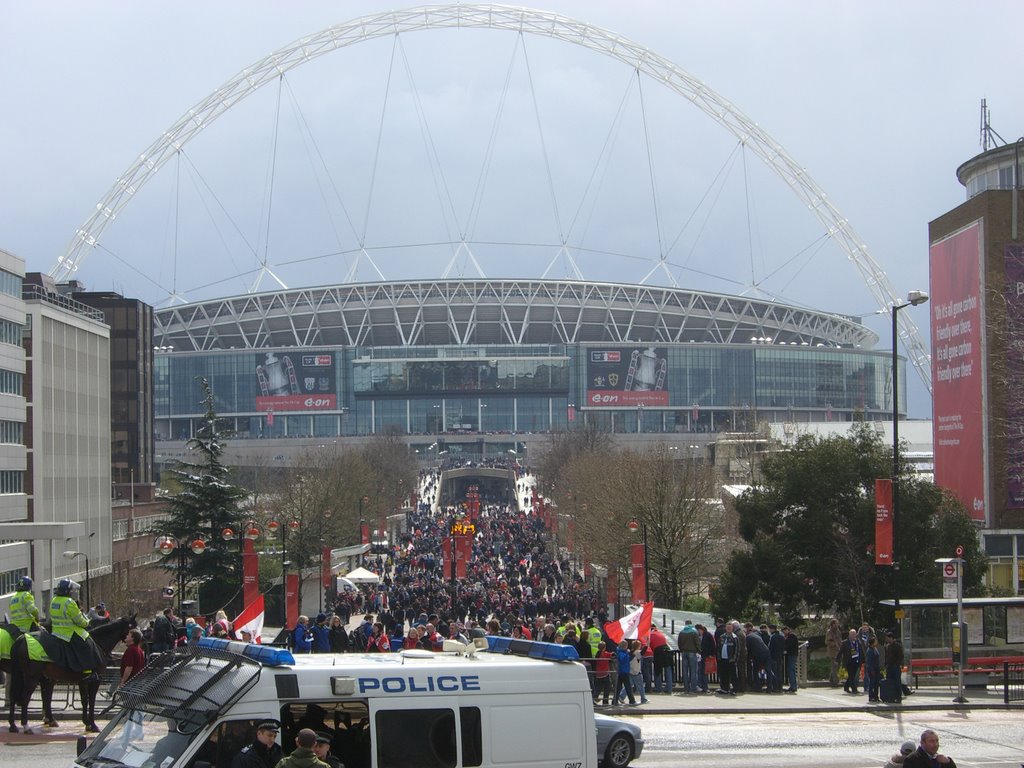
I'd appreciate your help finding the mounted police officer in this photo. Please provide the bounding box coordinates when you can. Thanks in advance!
[8,576,40,636]
[49,578,104,683]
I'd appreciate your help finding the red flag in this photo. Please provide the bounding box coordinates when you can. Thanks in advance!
[604,601,653,645]
[233,595,265,644]
[875,478,893,566]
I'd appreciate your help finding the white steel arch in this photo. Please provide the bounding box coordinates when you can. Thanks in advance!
[49,3,931,391]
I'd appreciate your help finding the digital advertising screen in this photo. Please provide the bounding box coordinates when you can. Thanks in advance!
[930,221,986,522]
[255,350,337,412]
[585,346,669,407]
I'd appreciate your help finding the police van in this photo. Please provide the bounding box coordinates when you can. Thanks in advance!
[73,636,629,768]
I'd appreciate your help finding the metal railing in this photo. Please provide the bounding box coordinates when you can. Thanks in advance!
[1002,661,1023,704]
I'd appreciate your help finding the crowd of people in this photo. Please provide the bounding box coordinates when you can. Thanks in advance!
[271,469,819,708]
[826,617,912,703]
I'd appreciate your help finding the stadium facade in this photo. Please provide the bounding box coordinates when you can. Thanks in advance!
[154,279,902,449]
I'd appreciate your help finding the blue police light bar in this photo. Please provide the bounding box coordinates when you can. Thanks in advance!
[485,636,579,661]
[197,636,296,666]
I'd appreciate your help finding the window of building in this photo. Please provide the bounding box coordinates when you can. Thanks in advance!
[0,470,24,494]
[0,567,29,595]
[0,420,24,444]
[0,270,22,298]
[0,369,24,396]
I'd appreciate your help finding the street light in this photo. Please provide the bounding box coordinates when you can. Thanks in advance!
[267,517,300,627]
[62,550,91,609]
[891,290,929,631]
[153,536,208,616]
[626,518,649,603]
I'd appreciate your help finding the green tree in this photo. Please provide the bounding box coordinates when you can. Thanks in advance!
[714,424,984,628]
[152,378,247,616]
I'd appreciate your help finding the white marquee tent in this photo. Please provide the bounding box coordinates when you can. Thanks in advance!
[342,566,381,584]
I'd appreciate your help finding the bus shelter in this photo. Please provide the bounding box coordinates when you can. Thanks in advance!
[880,597,1024,659]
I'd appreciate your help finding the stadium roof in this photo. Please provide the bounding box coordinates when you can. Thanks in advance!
[154,279,877,352]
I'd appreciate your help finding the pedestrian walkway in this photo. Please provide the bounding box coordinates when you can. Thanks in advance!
[602,682,1020,715]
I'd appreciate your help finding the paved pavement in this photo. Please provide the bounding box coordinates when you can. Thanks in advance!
[601,681,1021,715]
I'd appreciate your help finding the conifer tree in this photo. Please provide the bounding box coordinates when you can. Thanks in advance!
[153,378,247,615]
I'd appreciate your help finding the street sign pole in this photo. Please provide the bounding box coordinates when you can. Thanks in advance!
[938,550,967,703]
[955,555,966,703]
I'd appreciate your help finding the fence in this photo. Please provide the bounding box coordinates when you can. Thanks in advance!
[577,644,809,697]
[1003,661,1024,704]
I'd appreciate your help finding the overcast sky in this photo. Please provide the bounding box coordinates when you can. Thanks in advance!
[2,1,1022,417]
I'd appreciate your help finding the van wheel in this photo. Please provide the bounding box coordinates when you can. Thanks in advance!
[603,733,634,768]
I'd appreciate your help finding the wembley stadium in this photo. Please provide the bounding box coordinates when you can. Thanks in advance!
[152,278,898,451]
[43,5,920,461]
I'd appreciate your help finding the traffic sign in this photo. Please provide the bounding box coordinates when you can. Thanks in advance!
[943,562,958,578]
[955,545,964,557]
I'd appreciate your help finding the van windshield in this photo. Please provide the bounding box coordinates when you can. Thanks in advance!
[78,709,192,768]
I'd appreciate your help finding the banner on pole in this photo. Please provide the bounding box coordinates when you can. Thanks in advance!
[631,543,646,603]
[242,538,259,607]
[875,478,893,566]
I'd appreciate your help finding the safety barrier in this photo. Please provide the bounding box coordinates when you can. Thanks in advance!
[1003,661,1024,704]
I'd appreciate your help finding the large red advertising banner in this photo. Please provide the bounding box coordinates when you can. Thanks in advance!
[874,478,893,566]
[1005,244,1024,508]
[930,221,986,522]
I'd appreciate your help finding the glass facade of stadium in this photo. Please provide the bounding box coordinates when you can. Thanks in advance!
[155,343,902,441]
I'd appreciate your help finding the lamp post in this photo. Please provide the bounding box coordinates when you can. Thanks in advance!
[267,517,299,628]
[222,519,261,614]
[153,536,208,616]
[62,550,91,610]
[626,518,649,603]
[891,290,929,631]
[319,509,332,615]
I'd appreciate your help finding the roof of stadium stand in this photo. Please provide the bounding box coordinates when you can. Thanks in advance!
[153,279,877,352]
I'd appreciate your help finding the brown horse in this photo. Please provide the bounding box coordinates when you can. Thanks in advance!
[8,614,136,734]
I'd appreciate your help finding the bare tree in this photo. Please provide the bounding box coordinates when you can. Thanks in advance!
[610,444,724,608]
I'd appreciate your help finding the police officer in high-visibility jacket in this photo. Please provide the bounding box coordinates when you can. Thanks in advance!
[9,575,40,635]
[584,616,603,658]
[49,578,104,682]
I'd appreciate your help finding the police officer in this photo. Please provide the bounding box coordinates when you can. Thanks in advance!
[583,617,602,658]
[312,732,345,768]
[232,720,284,768]
[9,576,40,634]
[49,578,102,682]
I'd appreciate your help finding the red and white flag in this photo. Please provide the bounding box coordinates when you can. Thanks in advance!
[233,595,265,644]
[604,601,653,645]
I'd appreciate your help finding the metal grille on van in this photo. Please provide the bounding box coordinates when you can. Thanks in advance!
[114,645,264,733]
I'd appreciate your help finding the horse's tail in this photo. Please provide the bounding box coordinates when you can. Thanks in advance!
[9,635,28,705]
